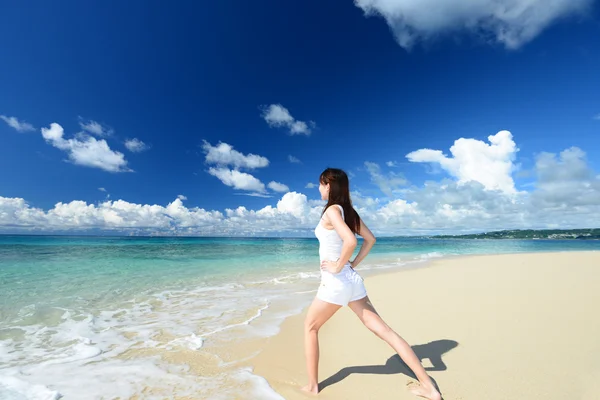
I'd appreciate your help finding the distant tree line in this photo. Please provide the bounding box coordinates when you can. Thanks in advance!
[433,229,600,240]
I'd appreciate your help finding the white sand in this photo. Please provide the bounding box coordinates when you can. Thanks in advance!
[251,252,600,400]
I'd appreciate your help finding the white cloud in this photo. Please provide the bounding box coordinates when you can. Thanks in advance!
[0,196,225,233]
[351,190,382,210]
[236,192,273,198]
[98,188,107,192]
[406,130,518,194]
[3,132,599,236]
[0,192,319,236]
[202,141,272,194]
[262,104,293,126]
[275,192,311,219]
[202,141,269,169]
[290,121,309,135]
[531,147,600,208]
[268,181,290,193]
[2,145,600,236]
[308,199,326,207]
[376,198,420,223]
[1,115,35,132]
[305,183,317,189]
[354,0,592,50]
[208,167,266,193]
[261,104,314,136]
[41,124,64,141]
[364,161,408,197]
[401,180,525,229]
[288,155,301,164]
[79,119,113,137]
[41,123,131,173]
[386,161,397,167]
[125,138,150,153]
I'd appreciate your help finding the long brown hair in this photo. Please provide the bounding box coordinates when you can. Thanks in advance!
[320,168,361,234]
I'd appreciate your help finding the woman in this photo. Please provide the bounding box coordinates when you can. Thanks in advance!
[301,168,441,400]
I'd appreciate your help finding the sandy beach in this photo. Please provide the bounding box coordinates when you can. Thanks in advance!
[251,252,600,400]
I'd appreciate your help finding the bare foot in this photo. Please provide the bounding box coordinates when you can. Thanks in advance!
[300,384,318,395]
[407,381,442,400]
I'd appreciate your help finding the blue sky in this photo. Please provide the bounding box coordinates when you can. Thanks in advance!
[1,0,599,236]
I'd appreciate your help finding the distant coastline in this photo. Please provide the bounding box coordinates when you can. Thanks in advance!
[1,228,600,240]
[431,229,600,240]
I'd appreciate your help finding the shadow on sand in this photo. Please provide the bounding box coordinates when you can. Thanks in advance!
[319,339,458,395]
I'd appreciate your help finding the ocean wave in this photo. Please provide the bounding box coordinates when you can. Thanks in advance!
[0,277,314,399]
[0,375,62,400]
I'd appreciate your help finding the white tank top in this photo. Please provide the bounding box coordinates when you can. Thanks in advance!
[315,205,350,264]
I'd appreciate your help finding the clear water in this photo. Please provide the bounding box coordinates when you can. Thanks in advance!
[1,235,598,399]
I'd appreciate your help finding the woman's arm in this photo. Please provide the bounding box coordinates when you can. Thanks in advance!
[325,206,357,273]
[350,218,376,269]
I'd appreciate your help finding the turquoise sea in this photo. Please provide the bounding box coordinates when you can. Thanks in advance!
[1,235,599,399]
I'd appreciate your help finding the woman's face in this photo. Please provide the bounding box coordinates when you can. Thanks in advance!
[318,181,329,201]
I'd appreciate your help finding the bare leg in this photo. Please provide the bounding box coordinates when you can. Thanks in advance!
[301,297,341,394]
[348,296,441,400]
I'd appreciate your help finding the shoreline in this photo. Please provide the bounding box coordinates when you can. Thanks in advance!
[249,251,600,400]
[2,249,598,399]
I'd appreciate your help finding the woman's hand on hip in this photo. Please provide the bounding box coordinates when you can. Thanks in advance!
[320,260,340,274]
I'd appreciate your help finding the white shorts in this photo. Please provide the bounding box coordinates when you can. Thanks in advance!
[317,266,367,306]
